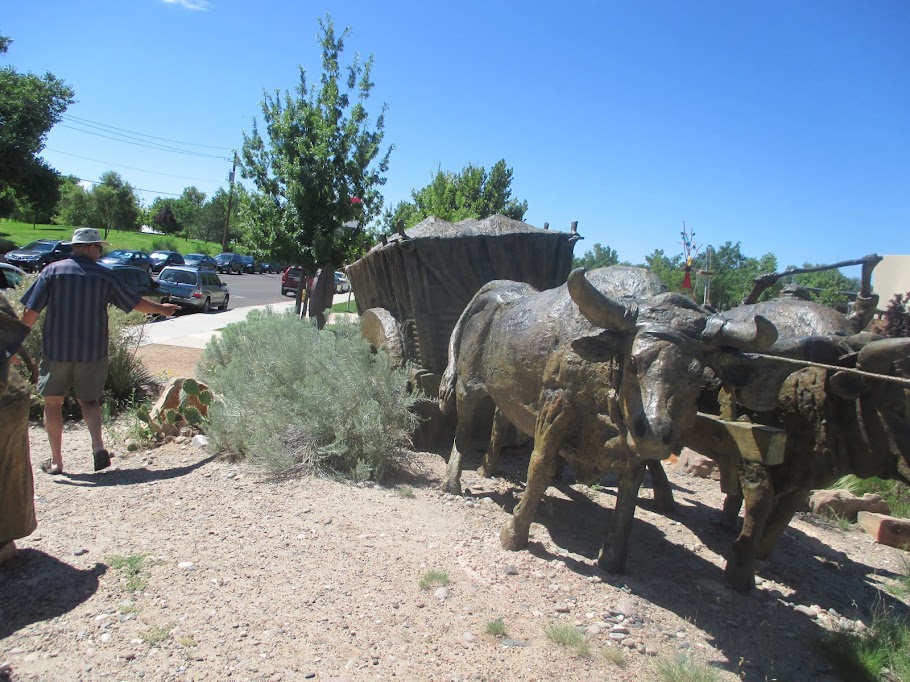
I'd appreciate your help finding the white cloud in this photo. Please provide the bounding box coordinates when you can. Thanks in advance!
[160,0,212,11]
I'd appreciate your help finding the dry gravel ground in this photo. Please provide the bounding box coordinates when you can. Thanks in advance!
[2,345,910,682]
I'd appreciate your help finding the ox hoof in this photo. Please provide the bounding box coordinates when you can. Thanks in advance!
[500,519,528,551]
[723,561,756,593]
[597,552,626,575]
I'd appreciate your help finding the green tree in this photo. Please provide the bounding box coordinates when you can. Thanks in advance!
[172,186,206,237]
[54,175,92,226]
[239,15,391,321]
[698,243,779,310]
[382,159,528,233]
[0,34,74,218]
[195,187,235,244]
[573,243,620,270]
[642,249,684,291]
[789,264,860,308]
[152,202,179,235]
[90,171,140,237]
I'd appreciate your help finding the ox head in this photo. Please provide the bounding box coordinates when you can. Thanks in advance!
[567,268,777,459]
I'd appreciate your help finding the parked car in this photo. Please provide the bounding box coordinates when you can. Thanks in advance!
[281,266,302,296]
[334,271,351,294]
[149,250,185,273]
[4,239,72,272]
[183,253,217,271]
[239,255,260,274]
[259,261,277,274]
[100,249,154,273]
[102,264,170,304]
[157,266,229,313]
[215,253,244,275]
[0,262,26,289]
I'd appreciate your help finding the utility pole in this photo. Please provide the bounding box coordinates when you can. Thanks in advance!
[221,152,237,252]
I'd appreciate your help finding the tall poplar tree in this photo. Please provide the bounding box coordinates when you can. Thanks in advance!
[239,16,391,318]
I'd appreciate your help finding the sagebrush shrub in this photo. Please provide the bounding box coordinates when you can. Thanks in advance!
[197,310,420,482]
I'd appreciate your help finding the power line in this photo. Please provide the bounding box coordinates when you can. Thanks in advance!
[75,177,182,197]
[63,114,234,151]
[45,148,223,184]
[58,123,231,160]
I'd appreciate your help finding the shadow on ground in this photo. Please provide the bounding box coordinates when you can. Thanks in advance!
[0,550,106,639]
[54,454,217,487]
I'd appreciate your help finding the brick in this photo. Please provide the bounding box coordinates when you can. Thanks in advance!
[857,512,910,549]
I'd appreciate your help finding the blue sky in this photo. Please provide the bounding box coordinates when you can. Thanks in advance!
[4,1,908,270]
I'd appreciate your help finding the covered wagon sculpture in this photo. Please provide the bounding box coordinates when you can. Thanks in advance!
[345,214,579,444]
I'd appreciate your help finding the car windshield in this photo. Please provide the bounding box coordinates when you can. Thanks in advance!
[150,252,171,260]
[104,250,128,258]
[185,254,204,261]
[160,270,196,285]
[22,241,56,252]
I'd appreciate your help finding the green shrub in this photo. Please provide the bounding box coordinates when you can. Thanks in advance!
[150,238,180,252]
[197,310,420,482]
[485,617,507,637]
[418,570,449,590]
[654,655,722,682]
[832,475,910,519]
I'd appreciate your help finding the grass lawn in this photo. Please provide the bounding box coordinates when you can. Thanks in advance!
[0,219,221,255]
[331,298,357,313]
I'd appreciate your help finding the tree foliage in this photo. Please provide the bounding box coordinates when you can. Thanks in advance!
[382,159,528,233]
[884,293,910,338]
[788,265,860,309]
[90,171,140,237]
[0,34,74,218]
[239,15,390,274]
[572,243,620,270]
[152,202,179,235]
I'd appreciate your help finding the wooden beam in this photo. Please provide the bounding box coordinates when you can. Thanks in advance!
[681,413,786,466]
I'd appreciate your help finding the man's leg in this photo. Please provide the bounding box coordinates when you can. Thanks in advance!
[77,399,105,455]
[43,396,65,470]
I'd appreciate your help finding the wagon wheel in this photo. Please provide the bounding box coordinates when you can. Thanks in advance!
[360,308,406,369]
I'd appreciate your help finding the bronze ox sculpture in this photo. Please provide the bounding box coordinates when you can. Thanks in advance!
[673,299,910,590]
[439,266,778,574]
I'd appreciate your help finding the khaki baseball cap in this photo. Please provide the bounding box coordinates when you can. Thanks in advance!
[71,227,109,244]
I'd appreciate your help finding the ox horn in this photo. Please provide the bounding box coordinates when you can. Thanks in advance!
[857,337,910,375]
[567,268,638,333]
[703,315,778,351]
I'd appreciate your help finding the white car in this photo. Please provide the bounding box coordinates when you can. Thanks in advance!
[334,271,351,293]
[0,262,27,289]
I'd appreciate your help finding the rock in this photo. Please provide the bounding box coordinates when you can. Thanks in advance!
[178,561,195,570]
[503,564,518,576]
[810,489,890,520]
[794,605,819,619]
[74,548,87,556]
[501,639,528,647]
[192,434,209,448]
[857,512,910,549]
[462,632,475,642]
[125,438,141,452]
[678,448,719,480]
[100,633,111,643]
[434,587,449,600]
[586,624,602,636]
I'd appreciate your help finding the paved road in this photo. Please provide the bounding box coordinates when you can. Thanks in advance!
[195,271,287,308]
[142,291,356,348]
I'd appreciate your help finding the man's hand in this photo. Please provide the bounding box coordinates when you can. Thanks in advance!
[134,298,181,317]
[158,302,181,318]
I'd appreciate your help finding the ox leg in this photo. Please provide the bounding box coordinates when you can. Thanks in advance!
[647,460,675,514]
[598,459,647,574]
[501,390,572,551]
[755,490,804,560]
[725,461,772,592]
[442,424,468,495]
[721,494,744,530]
[481,408,509,478]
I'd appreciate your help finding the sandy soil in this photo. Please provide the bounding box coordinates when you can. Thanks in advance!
[2,350,910,682]
[134,345,204,382]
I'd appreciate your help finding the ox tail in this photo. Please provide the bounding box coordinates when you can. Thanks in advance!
[438,280,517,416]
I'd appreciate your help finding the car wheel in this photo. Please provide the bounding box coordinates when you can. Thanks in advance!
[219,294,229,311]
[202,297,211,313]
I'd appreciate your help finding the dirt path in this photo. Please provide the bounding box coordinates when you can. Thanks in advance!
[2,349,909,680]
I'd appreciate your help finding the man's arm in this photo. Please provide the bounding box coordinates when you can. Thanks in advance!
[134,298,180,317]
[21,308,40,329]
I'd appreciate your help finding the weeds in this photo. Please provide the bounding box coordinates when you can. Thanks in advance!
[108,554,151,593]
[395,486,415,499]
[654,655,722,682]
[832,475,910,519]
[198,310,419,483]
[544,622,590,657]
[418,570,449,590]
[141,625,173,644]
[826,511,855,532]
[485,618,507,637]
[179,636,198,648]
[817,603,910,681]
[603,645,626,668]
[888,556,910,597]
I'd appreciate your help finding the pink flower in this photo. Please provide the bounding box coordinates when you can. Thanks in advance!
[351,196,363,204]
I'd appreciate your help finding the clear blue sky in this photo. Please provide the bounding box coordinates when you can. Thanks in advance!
[4,1,908,270]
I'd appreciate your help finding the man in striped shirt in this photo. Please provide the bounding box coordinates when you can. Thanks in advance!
[20,228,180,475]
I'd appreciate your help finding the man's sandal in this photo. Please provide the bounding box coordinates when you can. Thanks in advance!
[93,449,111,472]
[40,459,63,475]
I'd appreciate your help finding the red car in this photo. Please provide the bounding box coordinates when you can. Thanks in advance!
[281,267,308,297]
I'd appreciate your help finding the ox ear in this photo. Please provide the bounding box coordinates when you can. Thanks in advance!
[829,371,868,400]
[572,330,624,362]
[703,315,778,351]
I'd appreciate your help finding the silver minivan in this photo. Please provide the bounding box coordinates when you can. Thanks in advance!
[157,265,229,313]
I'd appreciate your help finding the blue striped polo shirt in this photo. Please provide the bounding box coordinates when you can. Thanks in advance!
[20,255,141,363]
